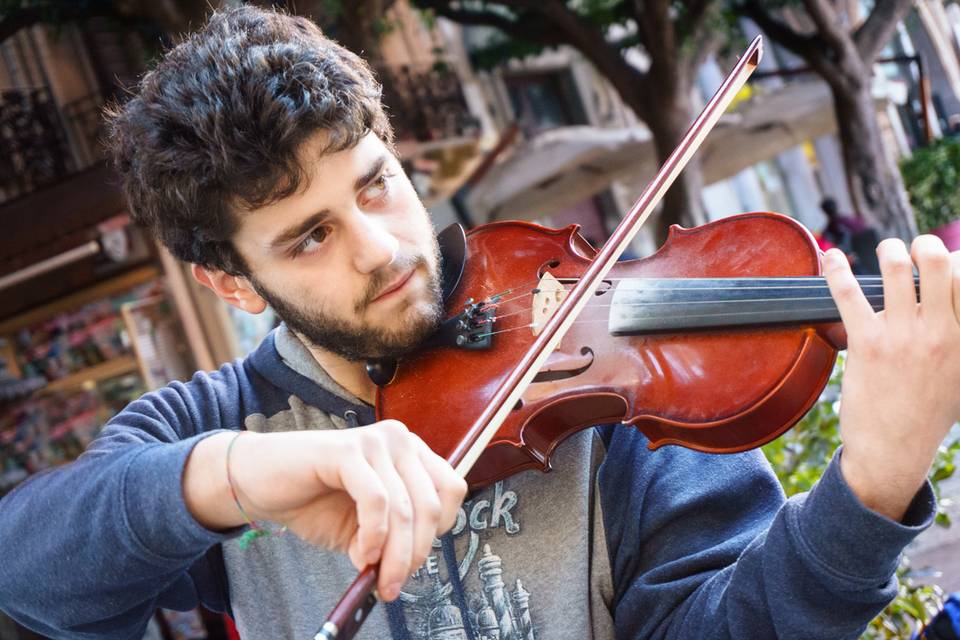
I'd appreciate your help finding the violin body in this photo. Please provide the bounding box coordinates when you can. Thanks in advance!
[378,212,845,489]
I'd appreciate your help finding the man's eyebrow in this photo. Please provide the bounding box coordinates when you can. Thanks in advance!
[268,156,389,249]
[355,155,387,192]
[270,210,330,249]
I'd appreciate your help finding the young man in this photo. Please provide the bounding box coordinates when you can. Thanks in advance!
[1,6,959,640]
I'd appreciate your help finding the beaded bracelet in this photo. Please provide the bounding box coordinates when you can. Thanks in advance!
[226,432,288,549]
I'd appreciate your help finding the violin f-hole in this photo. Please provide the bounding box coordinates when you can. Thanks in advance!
[532,346,595,383]
[537,259,561,278]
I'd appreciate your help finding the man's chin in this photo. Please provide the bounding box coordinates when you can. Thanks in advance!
[363,318,441,358]
[260,269,443,362]
[292,311,441,362]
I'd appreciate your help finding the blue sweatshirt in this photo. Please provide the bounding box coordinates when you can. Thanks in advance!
[0,325,936,639]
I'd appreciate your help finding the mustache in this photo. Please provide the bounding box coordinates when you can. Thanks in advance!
[355,253,428,313]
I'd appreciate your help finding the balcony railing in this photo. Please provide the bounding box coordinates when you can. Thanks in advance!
[376,62,480,144]
[0,63,478,205]
[0,88,105,205]
[0,88,71,203]
[61,93,108,169]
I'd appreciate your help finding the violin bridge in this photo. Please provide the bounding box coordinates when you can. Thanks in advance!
[531,272,568,336]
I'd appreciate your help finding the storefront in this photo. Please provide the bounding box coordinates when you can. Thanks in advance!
[0,163,268,640]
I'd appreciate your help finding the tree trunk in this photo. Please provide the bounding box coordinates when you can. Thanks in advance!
[537,37,708,242]
[831,75,917,238]
[641,87,709,243]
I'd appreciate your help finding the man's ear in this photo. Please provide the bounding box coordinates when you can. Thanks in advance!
[190,264,268,314]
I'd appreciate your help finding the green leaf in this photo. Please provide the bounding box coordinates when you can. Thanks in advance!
[901,137,960,232]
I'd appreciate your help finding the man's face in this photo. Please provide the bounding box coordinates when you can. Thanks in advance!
[231,131,443,361]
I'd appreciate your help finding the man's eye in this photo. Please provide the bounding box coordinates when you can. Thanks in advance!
[291,226,329,257]
[361,173,393,202]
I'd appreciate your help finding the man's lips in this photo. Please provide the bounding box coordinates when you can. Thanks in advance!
[371,268,416,303]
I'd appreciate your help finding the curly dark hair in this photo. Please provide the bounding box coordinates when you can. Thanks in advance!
[106,5,393,275]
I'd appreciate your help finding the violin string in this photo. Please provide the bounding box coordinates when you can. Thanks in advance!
[480,275,901,304]
[492,307,532,321]
[606,304,882,321]
[482,279,551,301]
[478,278,914,326]
[475,300,888,340]
[492,294,888,323]
[488,289,892,319]
[487,288,543,308]
[598,281,895,290]
[472,320,606,339]
[481,279,899,309]
[562,292,889,308]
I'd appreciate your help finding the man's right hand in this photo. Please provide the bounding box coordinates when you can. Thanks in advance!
[182,421,467,601]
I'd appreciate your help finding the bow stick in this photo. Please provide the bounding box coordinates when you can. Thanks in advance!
[314,34,765,640]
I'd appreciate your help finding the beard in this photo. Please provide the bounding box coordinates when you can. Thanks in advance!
[250,249,444,362]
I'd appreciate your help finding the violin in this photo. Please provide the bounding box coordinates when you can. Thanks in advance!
[314,35,904,639]
[382,210,851,487]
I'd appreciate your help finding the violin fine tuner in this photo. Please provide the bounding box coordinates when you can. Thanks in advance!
[365,298,497,387]
[418,297,496,351]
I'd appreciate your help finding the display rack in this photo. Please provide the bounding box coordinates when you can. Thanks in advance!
[121,295,193,391]
[0,267,163,497]
[38,354,138,394]
[0,265,159,336]
[0,264,221,640]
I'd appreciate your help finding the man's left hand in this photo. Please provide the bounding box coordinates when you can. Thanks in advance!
[824,235,960,522]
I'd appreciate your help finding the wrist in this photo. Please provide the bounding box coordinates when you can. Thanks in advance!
[183,430,252,531]
[839,446,928,522]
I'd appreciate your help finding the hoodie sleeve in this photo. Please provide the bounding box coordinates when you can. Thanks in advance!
[597,424,936,640]
[0,365,248,639]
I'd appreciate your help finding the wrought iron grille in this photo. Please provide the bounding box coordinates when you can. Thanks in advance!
[0,64,477,203]
[61,93,108,169]
[0,88,72,202]
[0,88,105,204]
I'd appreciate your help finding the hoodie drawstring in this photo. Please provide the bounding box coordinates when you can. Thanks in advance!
[442,531,477,640]
[385,598,411,640]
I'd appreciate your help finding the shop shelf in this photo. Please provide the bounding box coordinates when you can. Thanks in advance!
[40,354,138,394]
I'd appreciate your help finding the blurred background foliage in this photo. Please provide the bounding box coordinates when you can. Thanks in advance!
[901,136,960,233]
[763,355,960,638]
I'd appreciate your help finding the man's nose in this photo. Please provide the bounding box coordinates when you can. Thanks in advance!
[348,211,399,274]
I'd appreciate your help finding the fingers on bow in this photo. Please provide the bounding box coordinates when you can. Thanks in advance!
[344,421,466,601]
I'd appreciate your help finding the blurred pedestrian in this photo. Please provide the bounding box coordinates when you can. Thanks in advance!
[821,197,881,274]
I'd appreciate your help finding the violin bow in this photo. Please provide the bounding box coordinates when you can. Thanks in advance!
[313,34,764,640]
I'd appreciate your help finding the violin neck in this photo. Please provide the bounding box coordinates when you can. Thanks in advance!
[608,276,918,334]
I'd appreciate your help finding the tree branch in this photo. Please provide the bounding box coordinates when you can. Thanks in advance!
[419,1,654,121]
[673,0,725,83]
[631,0,676,64]
[0,4,137,46]
[853,0,913,63]
[738,0,821,62]
[802,0,850,54]
[538,0,633,62]
[417,1,561,46]
[544,0,656,118]
[688,24,724,79]
[681,0,716,42]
